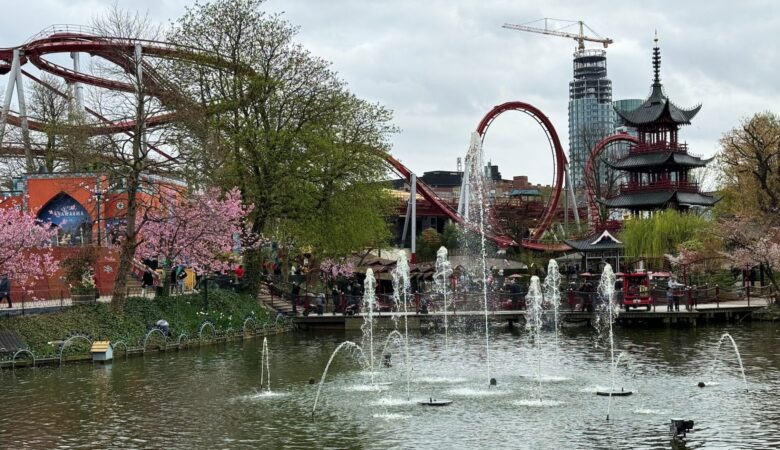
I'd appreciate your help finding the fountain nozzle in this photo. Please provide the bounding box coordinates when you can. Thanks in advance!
[490,378,497,386]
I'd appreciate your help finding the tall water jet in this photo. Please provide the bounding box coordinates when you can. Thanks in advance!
[704,332,748,391]
[526,275,545,401]
[594,263,628,420]
[463,131,492,386]
[543,259,562,353]
[392,251,412,401]
[362,268,377,386]
[312,341,369,416]
[434,246,453,349]
[260,337,271,393]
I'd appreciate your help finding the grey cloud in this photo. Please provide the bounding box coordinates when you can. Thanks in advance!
[3,0,778,185]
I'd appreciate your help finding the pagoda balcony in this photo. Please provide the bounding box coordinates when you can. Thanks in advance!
[627,141,696,156]
[618,180,700,193]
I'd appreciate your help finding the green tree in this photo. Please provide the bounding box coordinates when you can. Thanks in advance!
[416,228,442,261]
[441,222,460,251]
[718,112,780,221]
[621,210,713,266]
[168,0,396,290]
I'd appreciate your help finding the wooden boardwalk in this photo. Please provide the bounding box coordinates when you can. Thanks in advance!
[294,298,771,330]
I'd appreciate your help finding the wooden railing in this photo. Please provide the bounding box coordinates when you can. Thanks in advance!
[618,180,699,193]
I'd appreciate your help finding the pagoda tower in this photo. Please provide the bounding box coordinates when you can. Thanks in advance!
[601,36,718,214]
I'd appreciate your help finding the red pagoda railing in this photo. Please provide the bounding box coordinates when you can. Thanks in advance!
[618,180,700,193]
[627,141,688,155]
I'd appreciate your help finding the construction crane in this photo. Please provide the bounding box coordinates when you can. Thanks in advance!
[502,18,613,51]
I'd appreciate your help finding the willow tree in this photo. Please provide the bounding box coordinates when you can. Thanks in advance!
[621,210,713,264]
[168,0,396,291]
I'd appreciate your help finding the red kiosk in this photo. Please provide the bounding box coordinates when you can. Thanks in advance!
[618,272,652,311]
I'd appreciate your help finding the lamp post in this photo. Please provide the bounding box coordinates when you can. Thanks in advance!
[92,190,104,246]
[88,182,109,246]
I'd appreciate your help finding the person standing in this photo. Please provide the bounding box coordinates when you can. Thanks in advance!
[0,275,11,308]
[291,282,301,314]
[316,292,325,316]
[141,268,154,297]
[176,265,187,294]
[668,276,684,312]
[170,267,178,295]
[331,285,341,315]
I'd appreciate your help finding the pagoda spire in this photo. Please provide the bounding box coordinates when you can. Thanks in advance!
[652,31,661,85]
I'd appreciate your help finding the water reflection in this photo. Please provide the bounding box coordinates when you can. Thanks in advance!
[1,325,778,449]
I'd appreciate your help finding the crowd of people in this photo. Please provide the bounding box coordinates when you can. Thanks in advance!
[138,261,247,297]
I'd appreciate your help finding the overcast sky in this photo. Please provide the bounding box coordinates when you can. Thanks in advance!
[2,0,779,185]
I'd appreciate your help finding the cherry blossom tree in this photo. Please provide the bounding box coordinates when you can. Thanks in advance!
[136,188,256,278]
[319,258,355,284]
[719,216,780,302]
[0,207,59,293]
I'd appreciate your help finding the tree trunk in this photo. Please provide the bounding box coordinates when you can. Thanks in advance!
[111,240,134,313]
[111,175,140,313]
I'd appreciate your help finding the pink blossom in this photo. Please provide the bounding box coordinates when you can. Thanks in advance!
[0,207,59,290]
[319,258,355,281]
[136,188,257,274]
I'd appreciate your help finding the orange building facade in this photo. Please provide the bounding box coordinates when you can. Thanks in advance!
[0,172,185,300]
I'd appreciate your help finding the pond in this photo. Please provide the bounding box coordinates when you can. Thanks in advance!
[1,322,779,449]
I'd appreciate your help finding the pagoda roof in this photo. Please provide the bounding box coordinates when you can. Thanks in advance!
[564,230,624,252]
[614,38,701,127]
[615,84,701,127]
[600,190,720,209]
[606,152,713,170]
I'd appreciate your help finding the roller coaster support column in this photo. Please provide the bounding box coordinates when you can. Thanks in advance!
[0,50,19,142]
[410,173,417,264]
[457,163,470,220]
[14,51,33,172]
[565,163,580,232]
[70,52,85,112]
[401,190,412,245]
[0,49,33,172]
[134,43,148,152]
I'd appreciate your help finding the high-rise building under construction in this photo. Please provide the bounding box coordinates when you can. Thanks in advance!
[567,49,615,191]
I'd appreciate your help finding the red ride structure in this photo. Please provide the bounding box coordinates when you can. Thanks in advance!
[2,26,575,252]
[585,132,640,233]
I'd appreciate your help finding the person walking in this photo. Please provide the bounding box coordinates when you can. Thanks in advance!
[0,275,11,308]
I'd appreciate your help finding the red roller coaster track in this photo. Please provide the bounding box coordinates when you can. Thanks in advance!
[585,133,640,233]
[475,102,569,251]
[2,27,573,251]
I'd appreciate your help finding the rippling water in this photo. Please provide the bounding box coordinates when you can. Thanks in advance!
[1,323,778,449]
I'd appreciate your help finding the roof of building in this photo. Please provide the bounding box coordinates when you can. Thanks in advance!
[600,190,719,209]
[420,171,463,187]
[613,40,701,127]
[606,152,713,170]
[564,229,624,252]
[508,189,541,197]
